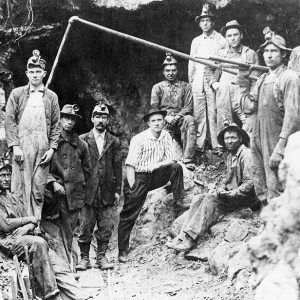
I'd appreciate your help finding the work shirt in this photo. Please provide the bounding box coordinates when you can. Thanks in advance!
[150,80,193,117]
[126,128,175,173]
[189,30,227,88]
[224,144,255,198]
[214,45,260,90]
[93,128,106,155]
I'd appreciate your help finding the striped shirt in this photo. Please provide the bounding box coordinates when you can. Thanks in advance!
[125,128,175,172]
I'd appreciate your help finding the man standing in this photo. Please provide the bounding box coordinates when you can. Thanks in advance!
[168,123,261,252]
[76,103,122,270]
[118,108,184,262]
[238,29,300,203]
[47,104,91,256]
[211,20,260,136]
[5,50,60,222]
[151,54,196,170]
[0,155,90,300]
[189,3,227,151]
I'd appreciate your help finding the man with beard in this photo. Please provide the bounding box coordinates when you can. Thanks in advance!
[189,3,227,152]
[168,123,261,252]
[151,54,196,170]
[76,103,122,270]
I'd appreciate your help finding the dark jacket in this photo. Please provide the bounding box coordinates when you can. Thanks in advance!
[48,129,91,210]
[80,130,122,207]
[5,84,60,150]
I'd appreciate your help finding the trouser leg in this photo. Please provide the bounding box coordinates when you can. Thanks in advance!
[49,249,89,300]
[118,174,150,251]
[11,235,59,299]
[183,192,221,240]
[204,81,219,148]
[59,198,80,253]
[216,85,232,133]
[150,163,184,202]
[179,115,196,163]
[95,204,114,254]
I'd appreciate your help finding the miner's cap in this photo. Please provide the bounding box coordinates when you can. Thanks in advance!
[162,53,178,66]
[60,104,82,119]
[221,20,243,36]
[92,103,110,117]
[195,3,216,23]
[258,27,292,53]
[27,50,46,70]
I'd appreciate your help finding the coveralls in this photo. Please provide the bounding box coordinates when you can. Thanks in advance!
[5,85,60,221]
[189,30,227,149]
[240,65,300,201]
[0,192,88,300]
[213,45,259,136]
[151,80,196,163]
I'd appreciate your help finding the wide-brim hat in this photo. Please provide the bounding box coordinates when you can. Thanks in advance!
[143,107,167,122]
[217,123,249,147]
[60,104,82,119]
[221,20,243,36]
[258,27,292,53]
[195,3,216,23]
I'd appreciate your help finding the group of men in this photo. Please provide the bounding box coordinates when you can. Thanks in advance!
[0,2,300,299]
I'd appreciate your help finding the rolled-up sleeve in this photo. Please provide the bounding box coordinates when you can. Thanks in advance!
[163,132,175,161]
[125,136,142,168]
[49,94,60,150]
[150,84,161,108]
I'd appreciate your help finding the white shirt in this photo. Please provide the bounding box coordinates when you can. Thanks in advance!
[93,128,106,155]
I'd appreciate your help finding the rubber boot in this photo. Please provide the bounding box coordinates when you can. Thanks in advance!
[96,241,114,270]
[76,243,92,271]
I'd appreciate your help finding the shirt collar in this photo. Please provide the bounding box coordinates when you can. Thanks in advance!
[228,45,243,54]
[59,127,79,146]
[201,29,216,39]
[93,128,106,139]
[163,80,179,87]
[28,84,46,93]
[235,144,245,158]
[146,128,166,141]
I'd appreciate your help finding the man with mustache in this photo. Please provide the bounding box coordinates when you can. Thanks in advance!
[168,123,261,252]
[237,28,300,204]
[151,54,196,171]
[76,103,122,270]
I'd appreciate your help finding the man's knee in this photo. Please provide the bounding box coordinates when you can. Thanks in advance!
[169,162,183,173]
[183,115,195,124]
[30,236,49,252]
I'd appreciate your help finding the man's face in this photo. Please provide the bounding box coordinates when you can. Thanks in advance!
[60,116,76,132]
[199,17,214,33]
[263,43,285,70]
[225,28,243,49]
[26,67,46,87]
[0,168,11,190]
[163,65,178,82]
[224,131,242,152]
[147,113,164,133]
[91,114,109,133]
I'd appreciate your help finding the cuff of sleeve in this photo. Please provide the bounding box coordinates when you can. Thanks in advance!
[279,131,289,140]
[273,142,285,156]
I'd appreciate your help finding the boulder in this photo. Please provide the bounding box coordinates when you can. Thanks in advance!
[225,219,250,243]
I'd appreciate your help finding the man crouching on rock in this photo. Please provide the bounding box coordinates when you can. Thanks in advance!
[168,123,261,252]
[0,155,91,300]
[118,108,185,263]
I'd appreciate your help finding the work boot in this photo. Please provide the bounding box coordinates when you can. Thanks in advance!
[173,234,195,252]
[76,243,92,271]
[118,249,128,263]
[96,241,114,270]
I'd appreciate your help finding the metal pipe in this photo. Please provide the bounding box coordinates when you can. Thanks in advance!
[74,17,259,80]
[46,16,78,88]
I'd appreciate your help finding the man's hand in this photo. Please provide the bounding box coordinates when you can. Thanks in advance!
[53,182,66,196]
[11,224,35,238]
[40,148,54,166]
[28,216,38,225]
[13,146,24,165]
[269,152,283,170]
[114,193,120,207]
[211,82,220,92]
[164,116,175,124]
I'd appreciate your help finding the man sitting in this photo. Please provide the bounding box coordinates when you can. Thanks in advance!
[169,123,261,251]
[0,155,90,300]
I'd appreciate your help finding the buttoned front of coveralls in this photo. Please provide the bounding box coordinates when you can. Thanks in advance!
[151,80,196,162]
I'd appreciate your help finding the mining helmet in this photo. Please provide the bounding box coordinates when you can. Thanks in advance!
[162,53,178,66]
[258,27,292,52]
[27,50,46,70]
[92,103,110,117]
[195,3,216,23]
[60,104,82,119]
[0,152,12,172]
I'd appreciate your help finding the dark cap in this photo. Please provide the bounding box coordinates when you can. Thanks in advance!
[195,3,216,23]
[217,123,249,147]
[27,50,46,70]
[60,104,82,119]
[143,107,167,122]
[162,53,178,66]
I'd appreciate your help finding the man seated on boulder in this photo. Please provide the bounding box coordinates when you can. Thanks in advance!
[168,123,261,252]
[151,53,196,171]
[0,155,90,300]
[118,108,185,262]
